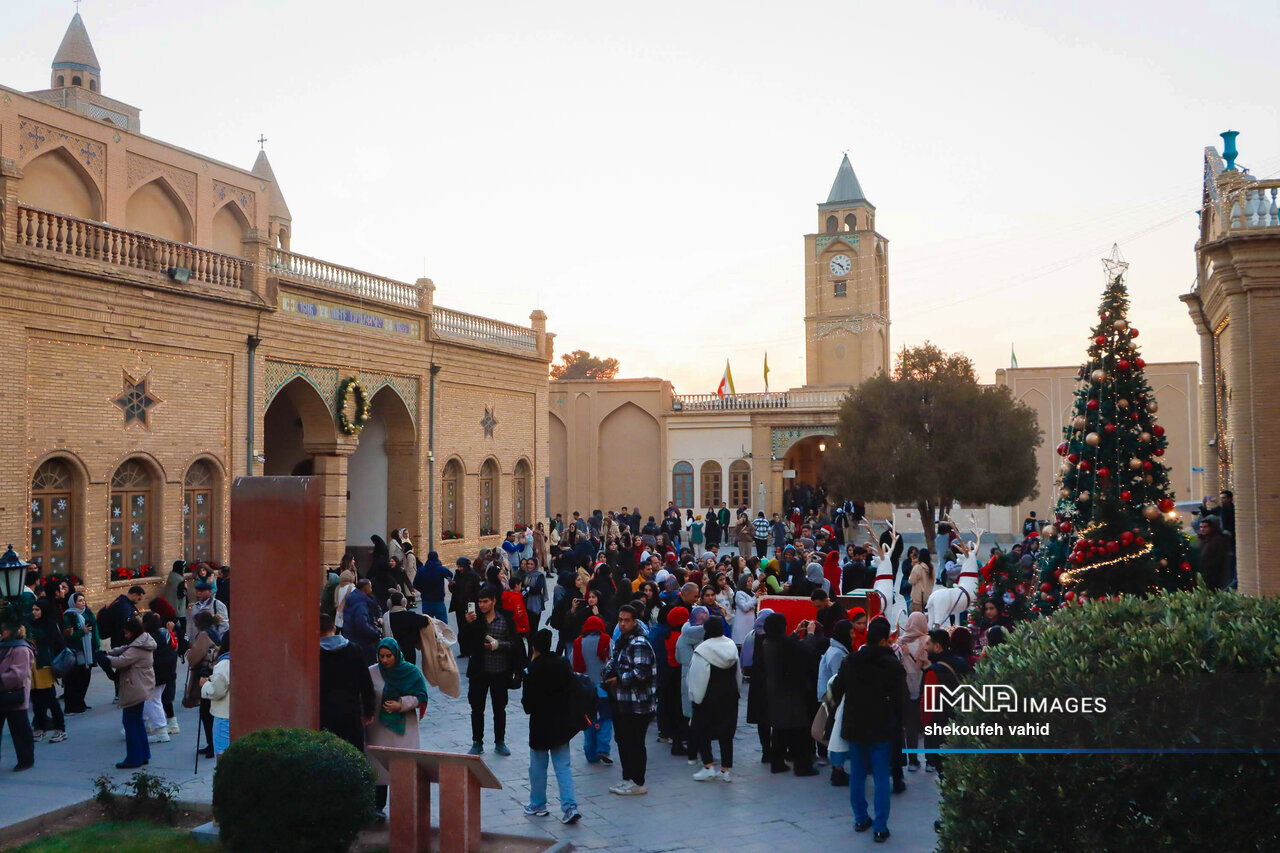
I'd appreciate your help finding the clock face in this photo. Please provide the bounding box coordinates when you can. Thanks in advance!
[829,254,852,277]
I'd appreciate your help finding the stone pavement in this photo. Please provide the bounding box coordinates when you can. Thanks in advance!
[0,653,940,851]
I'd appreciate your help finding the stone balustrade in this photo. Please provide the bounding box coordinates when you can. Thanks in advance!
[16,204,245,288]
[674,389,846,411]
[432,305,539,352]
[1228,181,1280,230]
[267,247,422,309]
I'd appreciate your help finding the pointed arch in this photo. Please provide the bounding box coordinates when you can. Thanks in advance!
[599,402,661,516]
[263,376,337,476]
[212,200,251,257]
[549,412,568,521]
[109,454,165,575]
[441,456,465,537]
[513,457,533,527]
[126,176,193,243]
[29,452,90,576]
[19,147,102,220]
[478,457,500,535]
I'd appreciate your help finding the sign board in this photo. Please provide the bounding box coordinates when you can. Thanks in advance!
[782,469,797,479]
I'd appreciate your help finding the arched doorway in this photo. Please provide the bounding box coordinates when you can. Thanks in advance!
[783,434,835,512]
[346,386,417,548]
[262,376,333,477]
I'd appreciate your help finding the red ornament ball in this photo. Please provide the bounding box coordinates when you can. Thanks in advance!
[1181,561,1191,572]
[1154,448,1165,457]
[1143,461,1153,470]
[1054,569,1064,579]
[1121,531,1134,545]
[1086,399,1099,411]
[1059,521,1072,533]
[1134,535,1144,546]
[1135,357,1146,368]
[1117,359,1131,370]
[1057,442,1069,456]
[1040,582,1052,593]
[1104,423,1117,434]
[1158,498,1175,512]
[1068,453,1079,464]
[1120,490,1132,502]
[1106,541,1120,554]
[1097,466,1110,479]
[1129,328,1139,338]
[1065,591,1077,602]
[1094,335,1107,346]
[1078,460,1091,472]
[1153,425,1166,437]
[1130,412,1141,421]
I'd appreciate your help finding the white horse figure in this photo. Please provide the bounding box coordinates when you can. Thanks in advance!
[926,524,984,628]
[868,522,909,634]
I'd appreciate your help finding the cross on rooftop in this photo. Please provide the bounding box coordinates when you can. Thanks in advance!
[258,134,268,150]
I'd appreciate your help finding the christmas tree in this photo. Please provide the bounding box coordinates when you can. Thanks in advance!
[1032,247,1195,612]
[970,550,1034,625]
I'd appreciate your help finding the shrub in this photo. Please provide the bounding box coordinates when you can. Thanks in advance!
[213,728,375,853]
[937,588,1280,852]
[92,771,181,823]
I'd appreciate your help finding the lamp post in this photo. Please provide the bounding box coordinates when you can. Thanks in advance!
[0,544,31,600]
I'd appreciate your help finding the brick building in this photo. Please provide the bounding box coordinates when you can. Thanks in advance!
[1,14,551,600]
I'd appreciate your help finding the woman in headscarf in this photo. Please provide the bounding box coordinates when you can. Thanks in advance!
[895,611,931,771]
[199,630,231,759]
[822,550,843,596]
[368,534,391,579]
[950,625,977,668]
[756,612,818,776]
[975,599,1014,654]
[742,608,775,760]
[533,522,549,570]
[141,611,178,743]
[847,607,869,651]
[27,600,66,743]
[909,549,935,613]
[676,606,710,726]
[759,558,783,594]
[388,529,406,567]
[704,509,721,550]
[730,574,756,646]
[571,615,613,764]
[365,637,430,819]
[637,581,662,626]
[688,617,742,782]
[660,605,690,756]
[0,619,36,770]
[61,592,98,714]
[818,619,854,785]
[334,568,358,632]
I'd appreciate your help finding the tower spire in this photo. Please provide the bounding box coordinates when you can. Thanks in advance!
[825,153,869,205]
[52,11,101,91]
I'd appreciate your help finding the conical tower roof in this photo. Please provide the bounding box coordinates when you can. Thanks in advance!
[53,13,100,71]
[252,149,292,221]
[824,153,870,206]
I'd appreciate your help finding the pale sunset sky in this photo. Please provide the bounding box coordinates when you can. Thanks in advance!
[4,1,1277,391]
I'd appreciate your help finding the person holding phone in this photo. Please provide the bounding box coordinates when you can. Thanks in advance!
[459,586,516,757]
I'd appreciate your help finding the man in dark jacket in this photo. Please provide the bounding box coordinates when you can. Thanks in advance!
[319,613,375,752]
[385,592,431,666]
[521,629,581,823]
[1197,516,1232,591]
[919,628,970,776]
[341,580,381,665]
[830,615,906,843]
[105,586,146,648]
[448,558,481,636]
[459,585,518,756]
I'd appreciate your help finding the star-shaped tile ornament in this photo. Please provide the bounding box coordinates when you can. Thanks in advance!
[112,370,162,428]
[481,406,498,438]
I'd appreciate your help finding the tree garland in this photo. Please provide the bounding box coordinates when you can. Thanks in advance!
[337,377,371,435]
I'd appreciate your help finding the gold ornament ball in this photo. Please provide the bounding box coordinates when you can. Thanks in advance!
[1143,474,1154,484]
[1078,492,1091,503]
[1073,415,1087,431]
[1147,400,1159,414]
[1160,559,1169,568]
[1128,457,1143,470]
[1117,398,1130,409]
[1059,488,1071,499]
[1085,432,1100,447]
[1043,524,1058,538]
[1060,461,1073,475]
[1091,369,1106,383]
[1112,319,1128,331]
[1143,504,1161,520]
[1138,432,1152,443]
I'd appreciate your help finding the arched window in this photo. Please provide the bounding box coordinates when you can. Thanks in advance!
[672,462,694,509]
[110,460,154,574]
[71,76,82,87]
[31,459,74,574]
[183,461,216,563]
[700,461,722,509]
[513,459,531,528]
[825,215,838,235]
[729,460,752,510]
[479,459,498,536]
[441,459,461,537]
[845,213,857,231]
[89,79,97,92]
[56,75,65,87]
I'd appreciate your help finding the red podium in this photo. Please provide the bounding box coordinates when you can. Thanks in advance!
[366,747,503,853]
[760,591,880,633]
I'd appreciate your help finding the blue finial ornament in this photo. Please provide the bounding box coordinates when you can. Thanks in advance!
[1221,130,1239,171]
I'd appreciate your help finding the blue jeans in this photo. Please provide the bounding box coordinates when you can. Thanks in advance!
[528,743,576,813]
[850,741,892,833]
[583,711,613,761]
[122,703,150,766]
[421,600,448,622]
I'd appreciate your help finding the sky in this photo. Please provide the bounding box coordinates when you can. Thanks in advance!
[4,1,1278,392]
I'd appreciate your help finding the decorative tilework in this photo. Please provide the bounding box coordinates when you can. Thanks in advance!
[263,359,419,426]
[813,314,888,338]
[17,118,105,181]
[127,152,197,210]
[211,179,256,221]
[771,426,836,457]
[815,234,861,256]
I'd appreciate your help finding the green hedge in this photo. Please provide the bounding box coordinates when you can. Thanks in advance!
[213,728,375,853]
[937,589,1280,852]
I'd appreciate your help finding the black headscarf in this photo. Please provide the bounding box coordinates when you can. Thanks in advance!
[830,619,853,654]
[763,611,787,639]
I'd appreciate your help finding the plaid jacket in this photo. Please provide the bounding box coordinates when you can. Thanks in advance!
[602,629,657,716]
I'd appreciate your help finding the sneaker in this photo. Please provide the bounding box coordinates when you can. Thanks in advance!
[619,784,647,796]
[874,830,891,843]
[687,757,700,766]
[13,762,33,772]
[494,742,511,756]
[718,770,732,783]
[467,742,484,756]
[48,731,68,744]
[32,730,46,741]
[148,732,171,744]
[560,807,582,825]
[608,781,635,795]
[692,767,718,782]
[167,718,181,735]
[854,819,873,833]
[597,755,613,765]
[523,804,549,817]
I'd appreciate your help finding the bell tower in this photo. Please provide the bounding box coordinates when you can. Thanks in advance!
[803,154,890,388]
[51,13,101,93]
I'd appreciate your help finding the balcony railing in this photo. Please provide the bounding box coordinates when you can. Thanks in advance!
[432,306,539,352]
[267,248,422,309]
[674,389,847,411]
[16,205,245,289]
[1227,181,1280,231]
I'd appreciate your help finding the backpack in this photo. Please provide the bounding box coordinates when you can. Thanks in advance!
[569,672,598,732]
[95,604,117,642]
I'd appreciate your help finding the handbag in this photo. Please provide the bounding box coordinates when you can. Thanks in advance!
[50,648,76,679]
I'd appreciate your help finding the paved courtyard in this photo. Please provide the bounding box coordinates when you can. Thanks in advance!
[0,650,940,851]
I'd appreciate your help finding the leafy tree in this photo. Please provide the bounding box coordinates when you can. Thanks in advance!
[549,349,620,380]
[826,344,1040,554]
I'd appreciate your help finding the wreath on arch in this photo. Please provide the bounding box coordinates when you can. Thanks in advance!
[337,377,371,435]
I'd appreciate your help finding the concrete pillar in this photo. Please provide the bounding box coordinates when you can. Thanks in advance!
[1225,290,1258,595]
[307,448,354,568]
